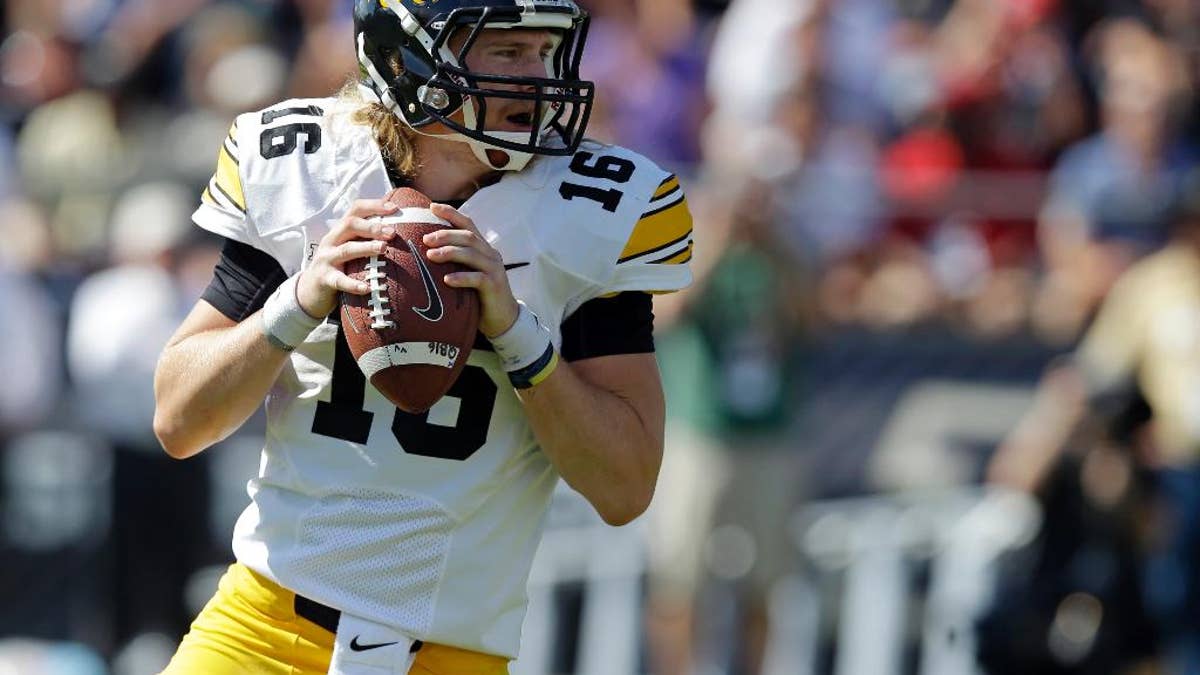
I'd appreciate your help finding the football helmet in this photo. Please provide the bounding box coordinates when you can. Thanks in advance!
[353,0,595,172]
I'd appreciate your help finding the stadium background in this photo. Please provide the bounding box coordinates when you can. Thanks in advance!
[2,0,1199,673]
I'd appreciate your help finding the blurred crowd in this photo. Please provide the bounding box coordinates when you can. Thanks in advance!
[3,0,1200,674]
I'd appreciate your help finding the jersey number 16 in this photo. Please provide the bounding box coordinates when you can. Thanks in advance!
[311,322,498,462]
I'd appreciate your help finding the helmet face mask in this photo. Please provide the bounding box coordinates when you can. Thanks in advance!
[355,0,595,171]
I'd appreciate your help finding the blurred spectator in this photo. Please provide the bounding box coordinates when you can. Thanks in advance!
[78,0,210,91]
[820,0,896,132]
[940,5,1087,172]
[703,0,819,179]
[0,200,61,437]
[67,181,197,444]
[15,89,131,260]
[0,26,81,117]
[1035,18,1197,341]
[646,178,731,675]
[651,181,811,675]
[583,0,711,167]
[762,78,886,269]
[66,181,223,650]
[0,128,19,200]
[979,420,1160,674]
[991,179,1200,673]
[283,1,355,99]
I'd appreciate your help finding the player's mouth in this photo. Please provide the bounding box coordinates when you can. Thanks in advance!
[501,110,535,132]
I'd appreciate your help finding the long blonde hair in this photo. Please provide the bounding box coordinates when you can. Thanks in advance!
[339,81,420,178]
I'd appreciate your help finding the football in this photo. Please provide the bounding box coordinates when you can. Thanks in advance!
[341,187,480,413]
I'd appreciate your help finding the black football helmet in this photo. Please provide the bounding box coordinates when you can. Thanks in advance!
[353,0,595,171]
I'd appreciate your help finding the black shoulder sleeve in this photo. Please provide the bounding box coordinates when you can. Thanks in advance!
[201,238,288,322]
[560,292,655,362]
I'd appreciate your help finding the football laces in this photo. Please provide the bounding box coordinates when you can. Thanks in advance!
[365,256,395,329]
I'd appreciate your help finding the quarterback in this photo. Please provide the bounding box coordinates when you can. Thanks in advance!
[152,0,692,673]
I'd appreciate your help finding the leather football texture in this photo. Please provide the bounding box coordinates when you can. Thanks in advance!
[341,187,480,413]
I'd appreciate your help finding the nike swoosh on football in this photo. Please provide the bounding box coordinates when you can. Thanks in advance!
[503,261,530,271]
[349,636,399,652]
[406,238,445,322]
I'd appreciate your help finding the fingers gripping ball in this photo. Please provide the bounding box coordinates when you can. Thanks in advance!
[341,188,480,413]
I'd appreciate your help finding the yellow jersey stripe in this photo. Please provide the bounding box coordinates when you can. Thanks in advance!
[651,242,693,265]
[223,135,239,160]
[209,175,245,216]
[618,229,691,264]
[653,176,679,199]
[215,145,246,212]
[208,176,238,213]
[642,191,685,218]
[618,197,691,262]
[202,186,216,205]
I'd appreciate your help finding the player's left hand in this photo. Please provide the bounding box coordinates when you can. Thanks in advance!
[426,203,521,338]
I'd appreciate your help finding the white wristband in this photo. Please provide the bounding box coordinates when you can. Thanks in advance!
[490,302,553,372]
[262,274,323,352]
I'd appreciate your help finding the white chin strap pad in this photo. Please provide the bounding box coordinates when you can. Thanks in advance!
[466,133,535,172]
[456,95,536,172]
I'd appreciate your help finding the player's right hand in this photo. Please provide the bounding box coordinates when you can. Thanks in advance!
[296,199,400,319]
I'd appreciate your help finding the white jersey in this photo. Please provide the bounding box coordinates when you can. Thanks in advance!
[193,97,693,658]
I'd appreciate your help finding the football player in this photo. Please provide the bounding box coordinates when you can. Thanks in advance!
[152,1,693,674]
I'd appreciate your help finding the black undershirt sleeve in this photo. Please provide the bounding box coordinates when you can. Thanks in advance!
[201,238,288,322]
[560,292,656,362]
[202,236,657,357]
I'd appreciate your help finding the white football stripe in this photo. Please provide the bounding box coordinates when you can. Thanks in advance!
[376,209,450,227]
[357,341,460,378]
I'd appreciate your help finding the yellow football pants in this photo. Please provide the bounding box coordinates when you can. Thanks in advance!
[161,563,510,675]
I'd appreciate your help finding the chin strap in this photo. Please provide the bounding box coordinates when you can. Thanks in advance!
[465,134,535,172]
[453,90,538,171]
[418,124,537,172]
[357,84,535,172]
